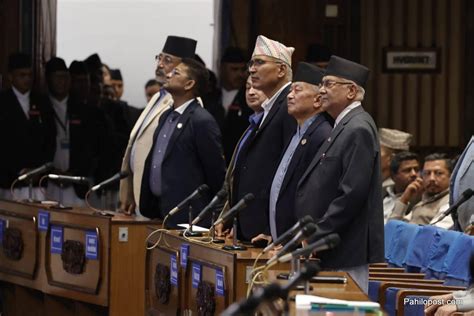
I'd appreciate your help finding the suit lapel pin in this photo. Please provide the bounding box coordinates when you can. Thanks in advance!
[327,137,331,142]
[301,139,307,145]
[177,123,183,129]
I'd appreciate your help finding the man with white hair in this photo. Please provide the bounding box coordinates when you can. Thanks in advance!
[219,35,297,242]
[294,56,384,293]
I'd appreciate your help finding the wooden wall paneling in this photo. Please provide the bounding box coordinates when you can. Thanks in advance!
[448,0,462,146]
[229,0,251,53]
[14,286,44,316]
[376,0,390,127]
[434,0,447,146]
[360,0,375,115]
[405,0,420,144]
[391,0,404,129]
[0,0,21,89]
[418,0,433,146]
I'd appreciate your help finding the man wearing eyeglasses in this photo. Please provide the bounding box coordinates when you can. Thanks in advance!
[119,36,196,216]
[294,56,384,293]
[219,35,297,242]
[388,153,453,228]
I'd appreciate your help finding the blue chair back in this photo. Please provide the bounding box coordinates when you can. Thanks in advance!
[384,220,405,262]
[388,222,420,268]
[423,229,459,280]
[404,225,438,272]
[442,233,474,287]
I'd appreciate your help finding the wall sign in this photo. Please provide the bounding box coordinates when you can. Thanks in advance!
[383,48,441,73]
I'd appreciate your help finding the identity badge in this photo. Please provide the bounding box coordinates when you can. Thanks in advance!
[38,210,50,231]
[192,263,202,288]
[85,231,99,260]
[50,226,63,254]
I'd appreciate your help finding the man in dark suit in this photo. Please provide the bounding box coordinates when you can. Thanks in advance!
[0,53,56,200]
[140,58,225,227]
[251,62,333,243]
[203,47,253,163]
[223,35,296,242]
[44,57,107,205]
[295,56,384,293]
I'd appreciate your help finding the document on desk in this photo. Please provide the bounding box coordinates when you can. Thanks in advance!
[177,224,209,232]
[295,294,380,312]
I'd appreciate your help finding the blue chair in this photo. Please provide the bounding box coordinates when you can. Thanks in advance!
[385,220,405,262]
[442,233,474,287]
[388,222,420,268]
[423,229,460,280]
[404,225,438,273]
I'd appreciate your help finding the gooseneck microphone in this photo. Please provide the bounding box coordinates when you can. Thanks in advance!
[191,188,228,225]
[47,174,91,184]
[17,162,54,181]
[168,184,209,217]
[213,193,255,226]
[278,233,340,263]
[432,188,474,224]
[91,171,129,192]
[266,222,317,265]
[263,215,313,253]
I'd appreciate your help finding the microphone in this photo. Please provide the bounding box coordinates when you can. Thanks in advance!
[213,193,255,226]
[47,174,91,184]
[168,184,209,217]
[17,162,54,181]
[278,233,340,263]
[221,262,320,316]
[266,222,317,265]
[432,188,474,224]
[91,171,129,192]
[191,188,228,225]
[263,215,313,253]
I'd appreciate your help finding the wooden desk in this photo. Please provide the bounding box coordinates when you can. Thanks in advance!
[145,228,289,315]
[0,199,158,316]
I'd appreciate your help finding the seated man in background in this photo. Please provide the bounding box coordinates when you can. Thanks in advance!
[145,79,161,103]
[379,128,413,192]
[388,153,453,228]
[383,151,420,223]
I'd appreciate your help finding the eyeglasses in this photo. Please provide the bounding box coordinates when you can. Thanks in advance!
[247,58,282,69]
[320,80,354,89]
[421,170,449,178]
[155,54,175,66]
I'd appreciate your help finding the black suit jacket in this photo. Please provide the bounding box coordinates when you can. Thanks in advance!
[231,84,296,241]
[274,113,333,237]
[0,89,56,188]
[140,100,226,227]
[204,88,253,164]
[295,106,384,269]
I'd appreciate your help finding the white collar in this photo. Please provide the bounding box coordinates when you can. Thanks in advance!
[261,82,291,113]
[173,98,194,115]
[334,101,361,128]
[12,86,30,100]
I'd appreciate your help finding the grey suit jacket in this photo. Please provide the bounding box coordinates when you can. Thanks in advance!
[295,106,384,269]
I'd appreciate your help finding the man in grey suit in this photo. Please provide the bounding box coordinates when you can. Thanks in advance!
[119,36,197,215]
[294,56,384,293]
[451,136,474,231]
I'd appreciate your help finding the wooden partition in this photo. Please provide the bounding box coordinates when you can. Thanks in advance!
[0,199,158,316]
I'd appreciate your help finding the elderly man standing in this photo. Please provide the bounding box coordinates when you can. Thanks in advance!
[294,56,384,293]
[223,35,296,242]
[252,62,333,243]
[119,36,197,215]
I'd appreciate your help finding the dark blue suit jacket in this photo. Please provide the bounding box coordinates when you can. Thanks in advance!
[274,113,333,237]
[295,106,384,269]
[140,100,226,227]
[231,84,297,241]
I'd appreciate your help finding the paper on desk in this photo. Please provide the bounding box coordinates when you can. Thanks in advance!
[295,294,380,310]
[177,224,209,232]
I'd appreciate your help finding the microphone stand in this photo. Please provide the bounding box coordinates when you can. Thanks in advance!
[185,205,202,237]
[27,178,34,202]
[211,209,225,244]
[222,216,246,251]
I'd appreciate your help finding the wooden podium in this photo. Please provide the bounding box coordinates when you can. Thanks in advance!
[0,199,159,316]
[145,228,289,315]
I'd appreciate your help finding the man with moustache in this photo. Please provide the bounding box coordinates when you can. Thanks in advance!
[222,35,296,242]
[389,153,453,228]
[383,151,421,222]
[294,56,384,293]
[0,53,56,200]
[251,62,333,243]
[139,59,225,226]
[119,36,197,215]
